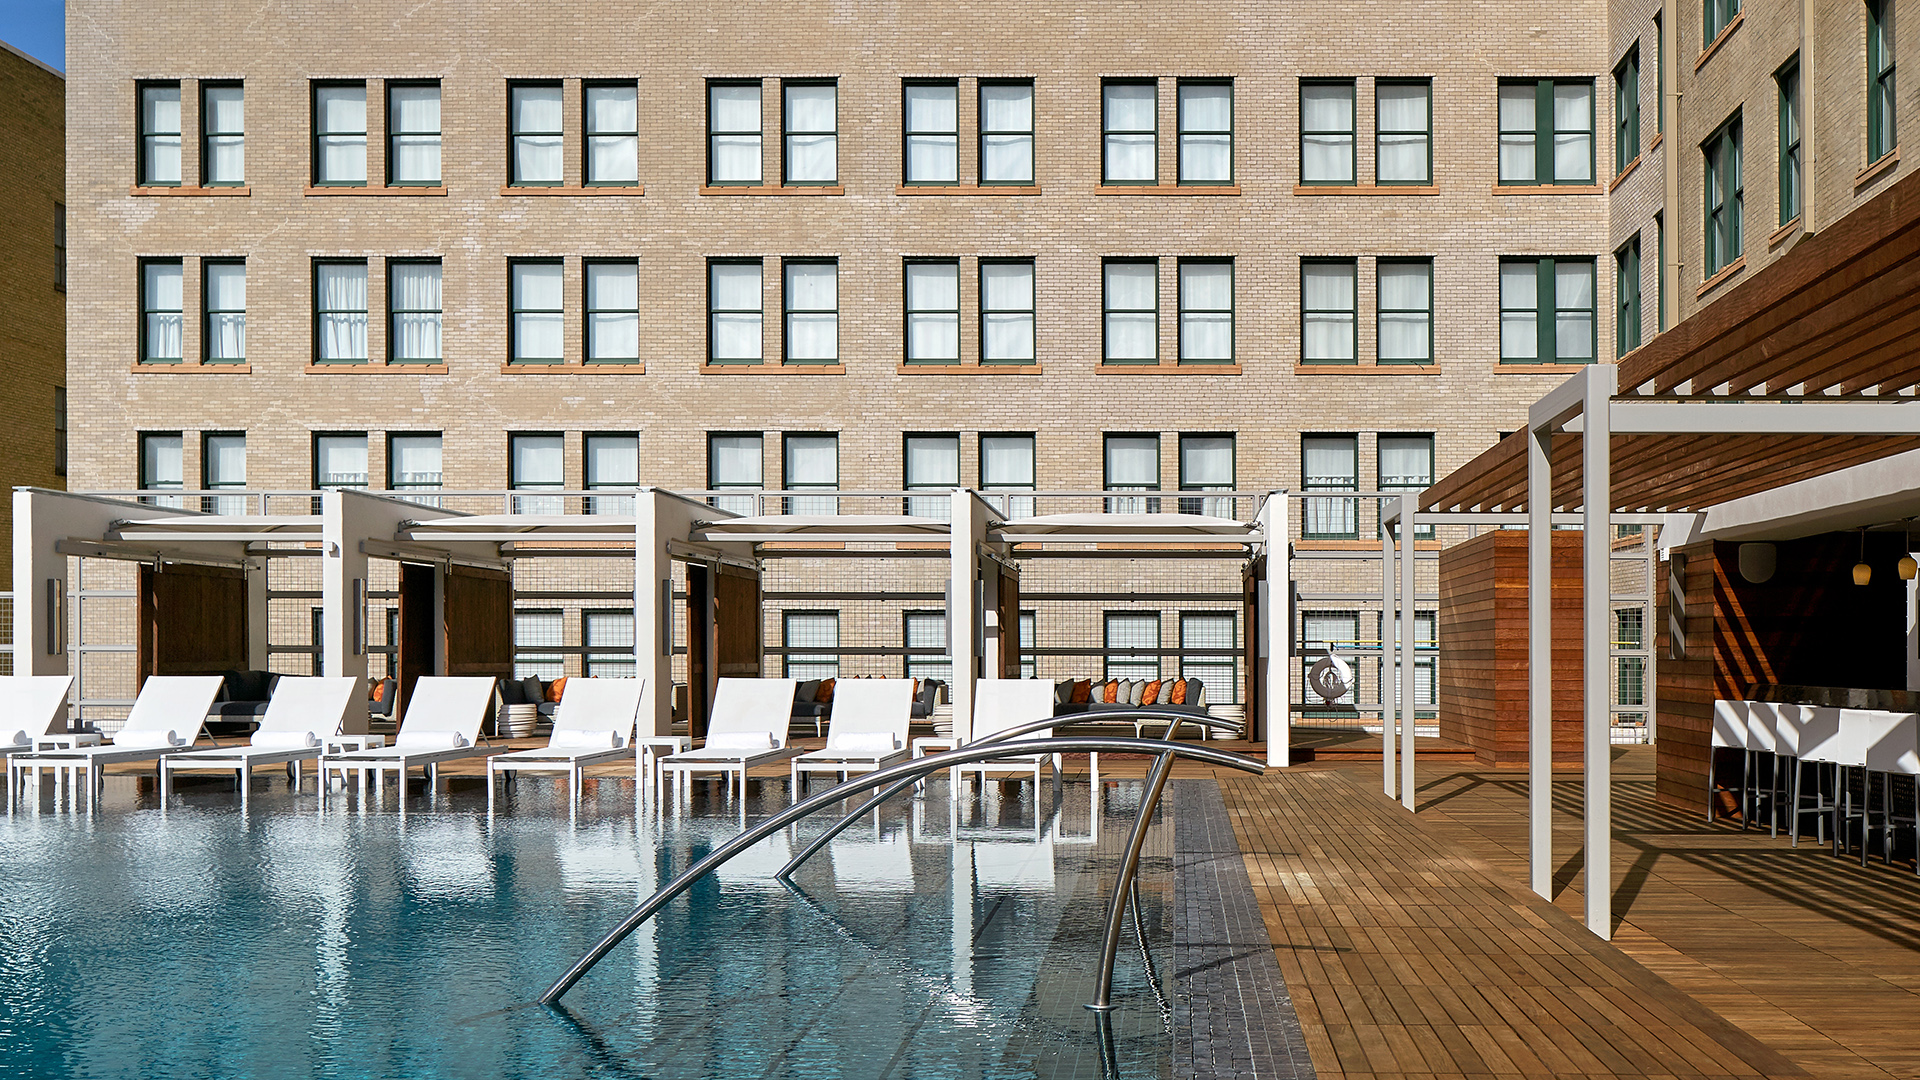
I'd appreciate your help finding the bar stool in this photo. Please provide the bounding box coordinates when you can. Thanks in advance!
[1709,699,1748,824]
[1788,705,1844,847]
[1824,709,1883,863]
[1861,710,1919,872]
[1743,699,1781,835]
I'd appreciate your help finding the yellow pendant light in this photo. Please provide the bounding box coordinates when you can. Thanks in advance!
[1854,529,1873,586]
[1902,521,1917,580]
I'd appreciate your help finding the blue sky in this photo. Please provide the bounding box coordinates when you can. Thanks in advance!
[2,0,62,72]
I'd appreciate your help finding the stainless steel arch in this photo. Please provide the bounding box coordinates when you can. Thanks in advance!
[539,735,1264,1004]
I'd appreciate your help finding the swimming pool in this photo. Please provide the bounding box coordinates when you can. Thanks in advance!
[0,775,1174,1078]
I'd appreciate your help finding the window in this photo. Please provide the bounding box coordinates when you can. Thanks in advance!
[203,433,246,515]
[509,82,564,186]
[1104,612,1161,680]
[904,433,960,518]
[1300,80,1356,184]
[1704,116,1743,276]
[1381,610,1438,713]
[585,433,640,514]
[1103,259,1158,364]
[138,82,182,185]
[585,81,639,185]
[1178,259,1233,365]
[981,260,1036,365]
[314,433,369,491]
[1177,80,1232,184]
[388,433,443,505]
[903,81,959,184]
[203,260,246,364]
[1301,259,1357,365]
[980,80,1035,184]
[1500,257,1596,363]
[1019,610,1037,679]
[1778,59,1802,224]
[783,81,837,185]
[1179,434,1234,517]
[140,260,183,364]
[1180,612,1237,706]
[1376,80,1431,184]
[1102,80,1157,184]
[387,82,441,185]
[584,611,637,678]
[388,261,442,365]
[1870,0,1897,164]
[201,82,244,185]
[1378,434,1435,539]
[510,433,565,514]
[313,82,368,186]
[707,433,764,515]
[783,260,838,364]
[1615,48,1640,175]
[1302,435,1359,539]
[1704,0,1741,44]
[1616,608,1646,707]
[52,388,65,477]
[708,260,764,365]
[904,611,952,685]
[510,260,565,364]
[1301,612,1359,706]
[139,433,184,508]
[586,260,639,364]
[783,433,838,515]
[1617,238,1642,355]
[783,612,840,680]
[1499,80,1595,184]
[1655,211,1668,331]
[981,433,1036,518]
[53,204,64,292]
[708,81,762,185]
[1104,433,1160,514]
[314,261,369,364]
[1377,259,1432,364]
[905,260,960,365]
[1655,13,1666,134]
[515,610,566,680]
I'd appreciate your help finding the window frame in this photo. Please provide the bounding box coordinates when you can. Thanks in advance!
[902,79,960,186]
[386,258,443,365]
[902,431,961,517]
[903,258,962,366]
[1377,432,1436,539]
[508,80,566,188]
[979,78,1037,186]
[781,610,841,680]
[199,80,245,187]
[312,258,370,365]
[508,258,566,366]
[1176,78,1234,185]
[1614,47,1641,176]
[1704,0,1742,47]
[1617,237,1642,355]
[386,431,444,495]
[1374,78,1432,186]
[583,79,641,187]
[53,388,66,478]
[979,431,1037,517]
[1300,78,1357,186]
[1498,78,1596,185]
[1499,256,1599,365]
[508,431,566,513]
[583,258,641,365]
[1655,211,1668,331]
[1102,611,1163,681]
[1703,115,1744,276]
[1778,57,1802,225]
[781,79,839,186]
[201,431,247,513]
[1300,257,1359,366]
[902,610,952,683]
[1654,13,1666,135]
[706,431,765,515]
[707,257,765,366]
[139,257,185,365]
[137,80,183,187]
[979,257,1037,365]
[312,432,370,492]
[384,80,442,187]
[781,431,839,514]
[1102,432,1161,514]
[1177,432,1236,517]
[1102,257,1159,366]
[1179,610,1238,705]
[1375,257,1433,365]
[311,80,368,188]
[781,258,840,365]
[1869,0,1898,165]
[202,258,247,365]
[1177,257,1234,366]
[583,609,639,678]
[707,79,764,187]
[54,203,65,292]
[1101,78,1159,185]
[584,431,641,514]
[1301,433,1361,540]
[139,431,185,503]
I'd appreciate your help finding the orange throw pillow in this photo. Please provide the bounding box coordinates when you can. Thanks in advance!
[1070,679,1092,704]
[1141,680,1163,705]
[1170,679,1188,705]
[545,676,568,703]
[371,680,386,703]
[817,678,836,703]
[1102,681,1119,704]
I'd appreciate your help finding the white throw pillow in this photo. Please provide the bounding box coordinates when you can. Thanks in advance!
[550,728,620,750]
[396,729,469,750]
[251,730,322,750]
[113,728,181,750]
[1128,680,1148,706]
[706,731,774,752]
[831,731,899,756]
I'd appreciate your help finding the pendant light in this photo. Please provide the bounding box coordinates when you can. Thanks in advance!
[1901,520,1918,581]
[1854,528,1873,586]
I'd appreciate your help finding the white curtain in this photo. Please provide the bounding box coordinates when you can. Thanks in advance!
[586,434,640,514]
[1300,84,1354,182]
[1302,436,1357,536]
[784,85,837,183]
[1375,83,1428,183]
[587,262,639,361]
[512,263,564,362]
[982,434,1036,518]
[202,85,245,184]
[1178,83,1232,183]
[1378,436,1432,489]
[1552,84,1593,182]
[316,263,367,362]
[141,86,182,183]
[709,263,763,361]
[710,435,763,487]
[906,263,959,362]
[1498,84,1537,181]
[389,263,442,362]
[981,83,1034,183]
[143,263,183,361]
[1555,261,1595,360]
[316,435,367,487]
[905,435,960,519]
[982,262,1035,362]
[1500,261,1539,359]
[511,434,565,514]
[1377,262,1431,362]
[1105,436,1157,514]
[512,85,564,184]
[389,435,442,488]
[141,435,183,507]
[784,435,837,515]
[784,263,838,361]
[388,85,441,184]
[204,433,246,514]
[1181,435,1234,517]
[1180,262,1232,361]
[1103,84,1156,181]
[1302,262,1356,362]
[710,85,762,183]
[204,262,246,362]
[586,84,639,182]
[904,84,958,182]
[1104,262,1157,360]
[315,86,367,184]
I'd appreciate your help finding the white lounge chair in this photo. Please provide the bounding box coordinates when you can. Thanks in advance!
[318,676,495,798]
[8,675,224,808]
[951,679,1059,794]
[0,675,78,763]
[159,677,359,805]
[789,679,914,800]
[658,678,802,806]
[485,677,646,807]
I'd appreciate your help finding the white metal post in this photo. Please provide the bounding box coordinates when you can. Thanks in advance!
[1381,512,1397,798]
[1400,493,1417,812]
[1582,366,1618,940]
[1262,494,1292,768]
[1527,425,1554,899]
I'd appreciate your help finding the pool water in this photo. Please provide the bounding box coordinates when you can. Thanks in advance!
[0,772,1175,1079]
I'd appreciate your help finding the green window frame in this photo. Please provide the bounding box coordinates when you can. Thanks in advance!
[1869,0,1898,164]
[1500,256,1597,364]
[1300,79,1356,185]
[1778,59,1802,224]
[781,79,838,186]
[980,258,1037,365]
[902,432,961,517]
[706,432,764,515]
[1654,13,1665,134]
[584,259,640,364]
[311,81,368,187]
[138,81,182,186]
[199,81,245,186]
[509,259,565,365]
[1301,258,1358,366]
[979,79,1036,185]
[1102,433,1161,514]
[1498,79,1595,185]
[904,258,961,366]
[708,259,764,366]
[1177,258,1234,365]
[140,258,184,365]
[509,81,565,187]
[1176,79,1233,185]
[1102,79,1158,185]
[1301,434,1359,540]
[1655,211,1668,331]
[1704,0,1741,47]
[782,259,839,365]
[1377,433,1435,539]
[202,259,247,364]
[707,79,763,186]
[1177,432,1235,517]
[584,80,640,186]
[385,80,442,187]
[387,260,443,365]
[1704,115,1743,276]
[313,260,369,365]
[903,80,959,186]
[1102,258,1159,365]
[1375,79,1431,185]
[1616,237,1642,356]
[1614,47,1640,175]
[1376,258,1433,365]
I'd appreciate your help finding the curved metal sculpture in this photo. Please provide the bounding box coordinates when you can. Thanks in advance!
[539,735,1264,1005]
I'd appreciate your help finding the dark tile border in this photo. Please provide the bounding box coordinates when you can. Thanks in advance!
[1172,779,1315,1080]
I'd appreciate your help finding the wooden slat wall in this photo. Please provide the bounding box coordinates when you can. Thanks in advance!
[442,565,513,679]
[137,563,248,683]
[1437,531,1586,765]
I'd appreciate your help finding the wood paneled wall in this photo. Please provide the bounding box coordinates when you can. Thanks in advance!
[443,565,513,680]
[137,563,248,684]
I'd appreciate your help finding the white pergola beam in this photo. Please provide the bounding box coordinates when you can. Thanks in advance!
[1582,365,1617,940]
[1527,423,1553,899]
[1607,399,1920,435]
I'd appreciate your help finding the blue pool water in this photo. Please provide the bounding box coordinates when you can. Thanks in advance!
[0,773,1173,1078]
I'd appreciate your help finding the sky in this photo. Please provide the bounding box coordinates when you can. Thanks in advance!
[1,0,63,72]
